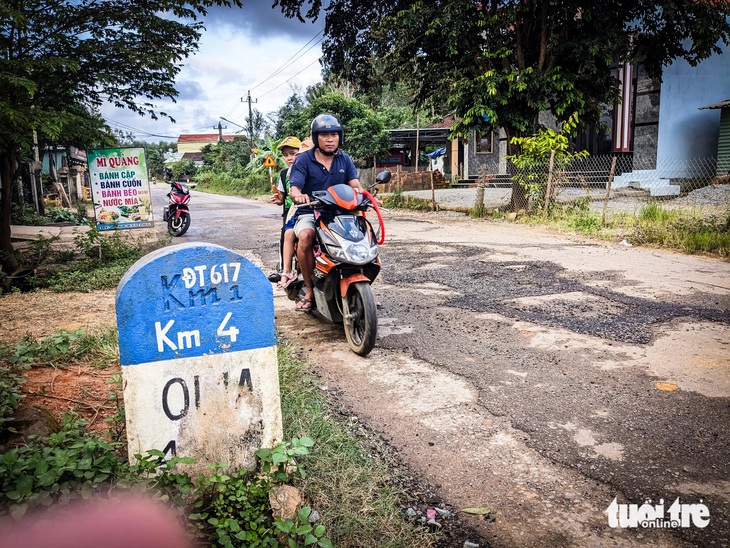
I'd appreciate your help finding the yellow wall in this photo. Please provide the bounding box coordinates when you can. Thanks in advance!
[177,142,211,153]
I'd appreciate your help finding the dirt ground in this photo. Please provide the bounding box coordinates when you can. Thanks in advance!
[0,291,119,437]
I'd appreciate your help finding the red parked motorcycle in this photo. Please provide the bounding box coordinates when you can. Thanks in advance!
[162,181,191,236]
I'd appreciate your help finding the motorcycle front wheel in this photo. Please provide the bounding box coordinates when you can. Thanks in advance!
[168,211,191,236]
[343,282,377,356]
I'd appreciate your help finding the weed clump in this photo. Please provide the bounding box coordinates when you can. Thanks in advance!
[381,189,432,210]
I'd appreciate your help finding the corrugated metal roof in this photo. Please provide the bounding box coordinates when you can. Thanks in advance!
[698,99,730,110]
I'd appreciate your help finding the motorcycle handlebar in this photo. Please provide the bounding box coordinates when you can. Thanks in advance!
[307,195,373,211]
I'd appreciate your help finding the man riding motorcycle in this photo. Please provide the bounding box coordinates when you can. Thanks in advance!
[288,114,362,312]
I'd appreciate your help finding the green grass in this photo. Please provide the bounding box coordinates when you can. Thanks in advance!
[75,327,121,369]
[637,201,681,224]
[628,204,730,256]
[468,203,489,218]
[458,198,730,257]
[194,171,270,196]
[0,324,433,546]
[278,342,434,547]
[381,190,433,211]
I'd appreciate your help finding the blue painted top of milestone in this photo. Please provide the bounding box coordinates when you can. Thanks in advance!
[116,242,275,366]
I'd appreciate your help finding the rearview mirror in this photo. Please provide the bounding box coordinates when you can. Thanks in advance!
[376,170,392,184]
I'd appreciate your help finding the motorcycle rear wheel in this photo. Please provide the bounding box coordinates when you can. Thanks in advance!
[168,211,191,236]
[343,282,377,356]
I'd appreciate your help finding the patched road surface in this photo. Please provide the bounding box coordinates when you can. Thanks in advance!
[154,186,730,547]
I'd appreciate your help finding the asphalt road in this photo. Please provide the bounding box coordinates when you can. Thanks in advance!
[150,183,730,547]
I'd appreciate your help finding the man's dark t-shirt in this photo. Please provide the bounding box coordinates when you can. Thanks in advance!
[289,148,358,216]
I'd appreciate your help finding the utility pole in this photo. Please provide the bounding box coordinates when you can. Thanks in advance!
[243,91,257,158]
[214,121,226,142]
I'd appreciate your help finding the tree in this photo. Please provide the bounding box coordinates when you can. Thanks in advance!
[275,0,730,209]
[130,141,177,178]
[271,92,305,138]
[246,109,272,142]
[283,93,390,167]
[377,81,441,129]
[0,0,243,285]
[170,159,197,181]
[199,137,251,177]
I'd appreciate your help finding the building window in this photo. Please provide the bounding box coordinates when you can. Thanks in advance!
[476,131,493,154]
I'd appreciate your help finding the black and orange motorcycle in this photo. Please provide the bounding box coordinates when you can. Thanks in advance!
[284,171,390,356]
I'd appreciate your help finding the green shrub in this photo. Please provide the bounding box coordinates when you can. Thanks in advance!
[191,467,274,547]
[381,189,432,211]
[11,204,48,226]
[189,438,331,548]
[22,228,144,292]
[45,207,82,224]
[506,128,590,211]
[0,408,331,546]
[1,329,84,368]
[0,414,127,519]
[73,227,142,261]
[195,171,269,196]
[11,203,88,226]
[0,361,28,432]
[34,257,139,292]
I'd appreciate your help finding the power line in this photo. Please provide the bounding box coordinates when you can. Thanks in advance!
[256,56,322,100]
[105,118,179,140]
[220,36,319,121]
[250,29,323,92]
[207,28,325,121]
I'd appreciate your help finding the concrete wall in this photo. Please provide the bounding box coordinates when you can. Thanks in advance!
[657,42,730,162]
[466,130,501,178]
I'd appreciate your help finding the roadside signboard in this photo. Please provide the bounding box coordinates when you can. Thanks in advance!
[87,147,153,231]
[116,242,282,476]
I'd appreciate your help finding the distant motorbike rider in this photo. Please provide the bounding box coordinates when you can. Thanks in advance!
[289,114,362,311]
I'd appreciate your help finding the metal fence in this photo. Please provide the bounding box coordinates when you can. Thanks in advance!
[375,155,730,215]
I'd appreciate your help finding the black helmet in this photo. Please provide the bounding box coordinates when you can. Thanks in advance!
[311,114,344,150]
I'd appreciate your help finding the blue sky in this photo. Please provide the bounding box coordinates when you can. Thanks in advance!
[101,4,325,143]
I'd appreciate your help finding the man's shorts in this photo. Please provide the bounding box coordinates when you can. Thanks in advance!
[284,218,296,231]
[293,214,315,237]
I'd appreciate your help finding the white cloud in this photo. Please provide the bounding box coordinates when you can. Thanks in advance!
[102,5,324,142]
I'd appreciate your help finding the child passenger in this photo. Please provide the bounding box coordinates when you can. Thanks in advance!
[269,136,300,283]
[278,136,313,288]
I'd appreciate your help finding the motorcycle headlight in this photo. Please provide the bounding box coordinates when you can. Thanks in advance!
[335,240,378,265]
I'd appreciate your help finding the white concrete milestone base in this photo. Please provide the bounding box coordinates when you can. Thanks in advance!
[116,242,282,477]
